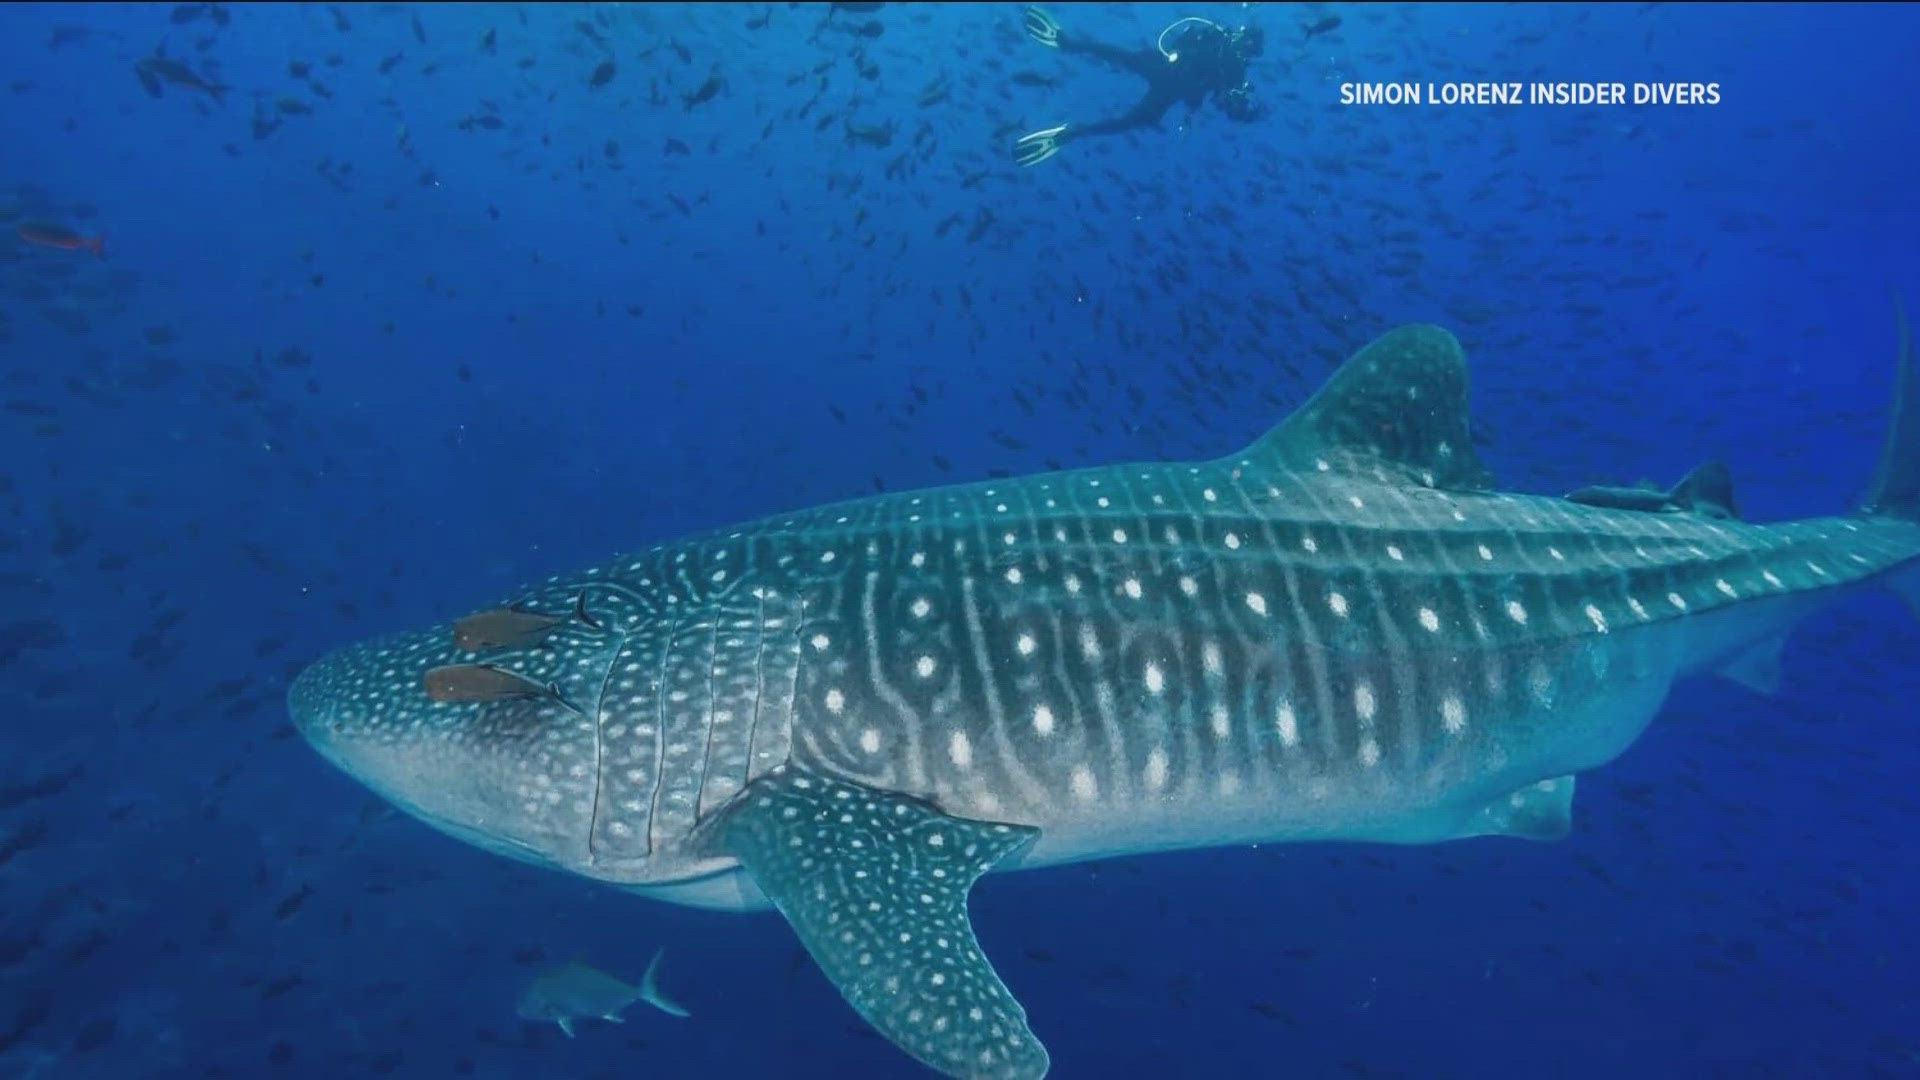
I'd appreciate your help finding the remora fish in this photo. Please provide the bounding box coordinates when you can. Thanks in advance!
[451,595,597,652]
[421,662,549,703]
[1566,458,1740,519]
[16,223,104,258]
[290,316,1920,1079]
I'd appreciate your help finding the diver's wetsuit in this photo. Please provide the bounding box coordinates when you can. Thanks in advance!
[1058,22,1258,142]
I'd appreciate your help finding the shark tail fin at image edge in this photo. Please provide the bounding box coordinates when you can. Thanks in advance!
[1863,294,1919,521]
[1861,295,1920,620]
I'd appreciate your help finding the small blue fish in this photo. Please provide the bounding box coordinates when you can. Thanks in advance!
[515,950,689,1037]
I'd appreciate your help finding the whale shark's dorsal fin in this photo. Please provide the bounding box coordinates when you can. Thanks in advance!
[1243,324,1491,491]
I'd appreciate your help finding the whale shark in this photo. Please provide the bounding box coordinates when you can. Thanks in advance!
[289,318,1920,1079]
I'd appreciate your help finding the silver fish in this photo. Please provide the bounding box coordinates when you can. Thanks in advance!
[515,951,689,1037]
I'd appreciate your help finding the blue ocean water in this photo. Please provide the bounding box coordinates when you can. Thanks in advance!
[2,2,1918,1077]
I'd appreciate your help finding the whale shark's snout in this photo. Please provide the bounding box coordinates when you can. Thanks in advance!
[288,629,600,870]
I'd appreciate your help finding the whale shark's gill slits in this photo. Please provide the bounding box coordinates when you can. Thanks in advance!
[645,612,707,859]
[586,622,669,863]
[689,584,790,821]
[745,587,801,784]
[585,631,624,856]
[586,541,756,855]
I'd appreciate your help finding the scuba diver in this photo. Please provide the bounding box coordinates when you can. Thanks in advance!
[1013,6,1266,167]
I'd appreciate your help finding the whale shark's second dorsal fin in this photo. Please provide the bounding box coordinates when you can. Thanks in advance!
[1242,324,1491,491]
[1668,460,1739,520]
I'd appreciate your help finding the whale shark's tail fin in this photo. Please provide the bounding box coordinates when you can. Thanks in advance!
[1863,295,1919,522]
[1861,295,1920,620]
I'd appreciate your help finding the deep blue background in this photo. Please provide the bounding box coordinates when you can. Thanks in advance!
[2,3,1917,1078]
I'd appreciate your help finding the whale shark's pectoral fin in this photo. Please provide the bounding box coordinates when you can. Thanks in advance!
[1459,775,1576,841]
[720,767,1049,1080]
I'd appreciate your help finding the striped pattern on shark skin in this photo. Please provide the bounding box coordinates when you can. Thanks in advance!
[289,318,1920,1080]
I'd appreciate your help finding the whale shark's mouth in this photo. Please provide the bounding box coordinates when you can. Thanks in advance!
[402,803,561,869]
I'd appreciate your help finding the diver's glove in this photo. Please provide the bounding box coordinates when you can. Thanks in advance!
[1023,5,1061,48]
[1013,124,1068,167]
